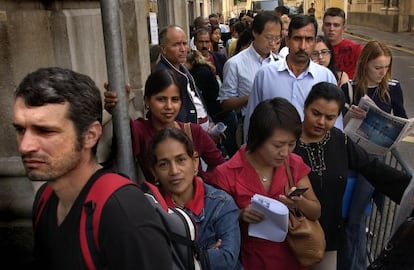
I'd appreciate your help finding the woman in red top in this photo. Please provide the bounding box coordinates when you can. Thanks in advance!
[147,127,242,269]
[213,98,321,269]
[104,69,225,183]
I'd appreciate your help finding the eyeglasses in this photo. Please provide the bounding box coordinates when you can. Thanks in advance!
[310,49,331,59]
[263,35,282,44]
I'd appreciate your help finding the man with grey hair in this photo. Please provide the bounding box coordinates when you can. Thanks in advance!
[155,25,210,128]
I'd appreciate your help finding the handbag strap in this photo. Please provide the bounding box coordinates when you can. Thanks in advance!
[284,158,294,195]
[183,122,193,142]
[345,81,354,109]
[285,159,305,217]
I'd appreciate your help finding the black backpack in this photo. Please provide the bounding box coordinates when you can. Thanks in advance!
[368,210,414,270]
[34,173,209,270]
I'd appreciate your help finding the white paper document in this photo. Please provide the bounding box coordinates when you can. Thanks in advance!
[248,194,289,242]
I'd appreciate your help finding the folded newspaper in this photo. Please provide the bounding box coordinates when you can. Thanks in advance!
[344,95,414,155]
[248,194,289,242]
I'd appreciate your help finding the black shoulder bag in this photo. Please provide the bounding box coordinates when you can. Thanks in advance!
[368,209,414,270]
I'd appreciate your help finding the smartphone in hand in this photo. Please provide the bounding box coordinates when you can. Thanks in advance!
[287,187,309,198]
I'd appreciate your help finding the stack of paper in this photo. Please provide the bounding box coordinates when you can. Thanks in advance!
[248,194,289,242]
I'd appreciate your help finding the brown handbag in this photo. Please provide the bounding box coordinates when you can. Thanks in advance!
[284,160,326,267]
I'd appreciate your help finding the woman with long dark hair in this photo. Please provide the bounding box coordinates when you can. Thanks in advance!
[104,69,225,183]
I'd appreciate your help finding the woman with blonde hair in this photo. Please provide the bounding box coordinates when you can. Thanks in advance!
[278,14,291,58]
[185,50,220,119]
[186,50,239,157]
[340,40,408,270]
[343,40,407,118]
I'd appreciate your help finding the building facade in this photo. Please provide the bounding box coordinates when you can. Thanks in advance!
[348,0,414,32]
[218,0,414,33]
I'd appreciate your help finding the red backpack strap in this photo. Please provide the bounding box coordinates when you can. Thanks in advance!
[79,173,135,270]
[33,184,53,233]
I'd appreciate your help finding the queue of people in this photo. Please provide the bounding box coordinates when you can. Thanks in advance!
[14,8,413,270]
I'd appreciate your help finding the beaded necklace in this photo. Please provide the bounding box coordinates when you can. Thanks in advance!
[298,131,331,176]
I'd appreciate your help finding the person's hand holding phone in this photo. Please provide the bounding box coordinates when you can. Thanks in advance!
[287,187,309,198]
[279,187,309,210]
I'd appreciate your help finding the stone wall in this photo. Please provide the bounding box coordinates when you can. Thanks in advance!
[0,7,55,265]
[0,157,34,266]
[348,0,413,32]
[348,12,399,32]
[347,11,413,32]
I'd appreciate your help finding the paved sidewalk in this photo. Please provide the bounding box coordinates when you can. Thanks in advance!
[345,24,414,53]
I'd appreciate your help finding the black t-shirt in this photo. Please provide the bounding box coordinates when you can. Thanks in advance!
[33,169,172,269]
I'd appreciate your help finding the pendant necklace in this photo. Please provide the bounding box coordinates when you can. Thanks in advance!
[247,152,270,182]
[255,170,269,182]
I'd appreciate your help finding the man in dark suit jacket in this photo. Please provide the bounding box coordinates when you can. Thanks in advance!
[155,25,209,127]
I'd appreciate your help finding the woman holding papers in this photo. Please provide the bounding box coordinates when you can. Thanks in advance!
[340,40,408,270]
[148,127,242,270]
[293,82,411,270]
[213,98,321,270]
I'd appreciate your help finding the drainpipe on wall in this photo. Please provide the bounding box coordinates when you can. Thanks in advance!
[100,0,138,183]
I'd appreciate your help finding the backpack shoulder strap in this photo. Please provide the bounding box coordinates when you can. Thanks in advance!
[33,183,53,233]
[141,181,169,212]
[284,158,294,194]
[80,173,135,270]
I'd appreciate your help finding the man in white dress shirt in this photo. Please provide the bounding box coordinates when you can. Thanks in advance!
[219,12,281,143]
[244,15,342,142]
